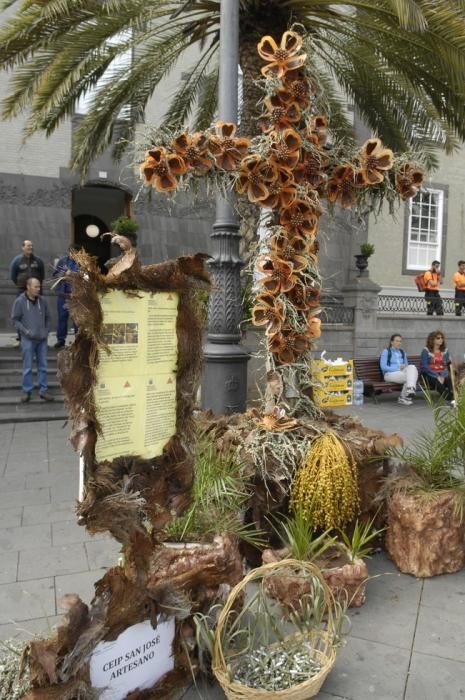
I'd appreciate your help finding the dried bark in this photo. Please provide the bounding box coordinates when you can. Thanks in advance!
[386,488,465,577]
[262,546,368,609]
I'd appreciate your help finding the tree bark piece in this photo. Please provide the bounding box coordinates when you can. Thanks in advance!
[386,489,465,577]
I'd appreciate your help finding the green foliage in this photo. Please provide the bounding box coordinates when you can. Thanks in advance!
[386,383,465,491]
[2,1,465,174]
[359,243,375,258]
[271,506,336,562]
[338,514,385,562]
[164,432,264,546]
[110,215,139,235]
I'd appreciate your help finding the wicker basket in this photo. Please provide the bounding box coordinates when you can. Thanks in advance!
[212,559,338,700]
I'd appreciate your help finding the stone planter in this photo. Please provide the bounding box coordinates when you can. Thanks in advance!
[262,545,368,608]
[386,489,465,577]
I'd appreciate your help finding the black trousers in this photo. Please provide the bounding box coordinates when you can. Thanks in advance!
[425,292,443,315]
[420,373,453,401]
[454,290,465,316]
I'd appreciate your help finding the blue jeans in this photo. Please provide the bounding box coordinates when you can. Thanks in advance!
[56,295,77,343]
[21,337,48,393]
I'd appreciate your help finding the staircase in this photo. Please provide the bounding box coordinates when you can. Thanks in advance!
[0,343,67,423]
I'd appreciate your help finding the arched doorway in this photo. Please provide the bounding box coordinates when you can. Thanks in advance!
[71,183,132,271]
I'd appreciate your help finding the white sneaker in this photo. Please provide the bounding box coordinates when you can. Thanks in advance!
[406,387,416,399]
[398,396,413,406]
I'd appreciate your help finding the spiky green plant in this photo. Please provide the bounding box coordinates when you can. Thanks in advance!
[1,1,465,175]
[164,430,264,546]
[270,506,336,562]
[338,514,385,563]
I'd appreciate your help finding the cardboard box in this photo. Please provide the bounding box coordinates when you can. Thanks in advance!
[316,377,353,391]
[313,388,353,407]
[312,359,353,377]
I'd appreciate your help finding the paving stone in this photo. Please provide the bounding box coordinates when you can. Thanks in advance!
[0,474,25,492]
[421,568,465,614]
[85,538,122,570]
[25,469,77,490]
[22,500,76,525]
[52,520,105,546]
[0,615,62,643]
[18,543,88,581]
[0,578,56,623]
[55,569,103,611]
[0,487,50,509]
[348,552,422,650]
[48,456,79,472]
[0,523,51,553]
[6,453,49,473]
[405,652,465,700]
[9,440,48,454]
[0,551,18,584]
[51,480,80,502]
[413,602,465,664]
[322,636,409,700]
[0,506,22,529]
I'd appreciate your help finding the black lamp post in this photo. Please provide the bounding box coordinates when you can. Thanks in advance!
[201,0,250,415]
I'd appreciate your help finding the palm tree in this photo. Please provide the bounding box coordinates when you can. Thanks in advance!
[1,0,465,175]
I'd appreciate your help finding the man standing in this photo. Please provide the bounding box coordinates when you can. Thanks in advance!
[11,278,54,403]
[9,240,45,347]
[424,260,443,316]
[453,260,465,316]
[52,245,78,348]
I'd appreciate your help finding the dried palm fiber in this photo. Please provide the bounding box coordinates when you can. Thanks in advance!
[57,249,210,542]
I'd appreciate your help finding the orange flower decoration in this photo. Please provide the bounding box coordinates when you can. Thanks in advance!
[269,329,309,364]
[269,128,302,172]
[282,71,312,108]
[172,132,212,175]
[307,316,321,339]
[259,168,297,210]
[395,163,424,199]
[257,31,307,79]
[294,149,328,188]
[236,154,278,203]
[258,93,301,133]
[306,116,328,147]
[256,254,297,295]
[270,232,308,271]
[280,198,318,238]
[208,121,250,170]
[287,283,320,311]
[141,147,187,192]
[251,293,285,335]
[359,138,394,185]
[327,164,359,208]
[255,407,298,431]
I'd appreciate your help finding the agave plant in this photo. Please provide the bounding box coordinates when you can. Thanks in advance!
[1,1,465,175]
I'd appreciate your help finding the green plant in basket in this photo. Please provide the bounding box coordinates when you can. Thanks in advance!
[164,430,264,547]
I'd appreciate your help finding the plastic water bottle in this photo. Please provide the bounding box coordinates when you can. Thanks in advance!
[353,379,364,406]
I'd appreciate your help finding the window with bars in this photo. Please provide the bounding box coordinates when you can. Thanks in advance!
[406,188,444,270]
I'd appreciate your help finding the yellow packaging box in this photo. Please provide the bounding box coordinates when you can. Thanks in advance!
[313,388,353,407]
[312,359,353,377]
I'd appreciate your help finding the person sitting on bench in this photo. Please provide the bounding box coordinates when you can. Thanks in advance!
[379,334,418,406]
[420,330,454,402]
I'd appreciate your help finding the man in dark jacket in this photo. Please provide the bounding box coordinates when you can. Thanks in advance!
[9,240,45,347]
[11,277,54,403]
[52,245,78,348]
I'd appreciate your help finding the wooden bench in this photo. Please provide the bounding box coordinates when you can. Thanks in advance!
[354,355,422,403]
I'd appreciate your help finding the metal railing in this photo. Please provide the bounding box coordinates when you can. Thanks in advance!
[320,304,355,325]
[378,295,456,314]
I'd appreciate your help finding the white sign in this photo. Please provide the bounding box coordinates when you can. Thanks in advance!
[90,618,175,700]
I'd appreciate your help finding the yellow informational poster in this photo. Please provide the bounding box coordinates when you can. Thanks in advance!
[94,290,178,462]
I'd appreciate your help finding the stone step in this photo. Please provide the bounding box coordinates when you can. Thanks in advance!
[0,393,66,423]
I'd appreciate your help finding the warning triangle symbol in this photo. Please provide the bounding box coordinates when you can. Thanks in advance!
[167,377,173,384]
[124,381,131,388]
[167,294,173,300]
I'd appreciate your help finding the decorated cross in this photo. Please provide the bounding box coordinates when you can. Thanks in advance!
[140,29,424,415]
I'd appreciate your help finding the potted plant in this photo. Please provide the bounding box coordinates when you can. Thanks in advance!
[385,386,465,577]
[110,214,139,239]
[262,509,381,608]
[354,242,375,276]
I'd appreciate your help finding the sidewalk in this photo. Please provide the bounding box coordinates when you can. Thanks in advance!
[0,403,464,700]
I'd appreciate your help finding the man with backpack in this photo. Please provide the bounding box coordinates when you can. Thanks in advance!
[453,260,465,316]
[423,260,443,316]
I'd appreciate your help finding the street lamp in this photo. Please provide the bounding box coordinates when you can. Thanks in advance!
[202,0,250,415]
